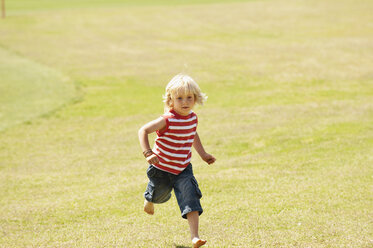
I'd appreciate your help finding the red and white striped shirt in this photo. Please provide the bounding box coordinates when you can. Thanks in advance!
[152,109,198,175]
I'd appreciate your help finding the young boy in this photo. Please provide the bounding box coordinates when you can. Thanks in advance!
[138,74,216,248]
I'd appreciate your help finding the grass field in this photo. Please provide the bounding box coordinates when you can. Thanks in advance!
[0,0,372,247]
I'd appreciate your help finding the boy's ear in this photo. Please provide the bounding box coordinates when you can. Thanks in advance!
[168,99,173,108]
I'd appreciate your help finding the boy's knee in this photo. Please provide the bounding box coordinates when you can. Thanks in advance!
[144,188,172,203]
[181,203,203,219]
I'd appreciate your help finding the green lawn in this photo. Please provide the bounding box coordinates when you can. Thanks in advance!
[0,47,79,131]
[0,0,372,247]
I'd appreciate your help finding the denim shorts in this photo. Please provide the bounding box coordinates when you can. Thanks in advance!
[144,163,203,219]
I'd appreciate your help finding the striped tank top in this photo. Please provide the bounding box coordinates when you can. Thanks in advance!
[152,109,198,175]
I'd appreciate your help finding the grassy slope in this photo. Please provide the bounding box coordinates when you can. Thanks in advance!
[0,48,79,131]
[0,0,372,247]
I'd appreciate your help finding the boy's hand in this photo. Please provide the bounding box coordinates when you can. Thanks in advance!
[202,153,216,165]
[146,153,159,165]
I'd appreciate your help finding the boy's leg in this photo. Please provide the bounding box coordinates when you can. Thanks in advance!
[144,165,172,215]
[173,164,205,246]
[187,211,207,247]
[173,165,203,219]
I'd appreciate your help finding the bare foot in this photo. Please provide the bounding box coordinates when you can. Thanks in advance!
[192,237,207,248]
[144,200,154,215]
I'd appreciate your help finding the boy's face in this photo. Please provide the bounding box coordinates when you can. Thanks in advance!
[171,90,195,116]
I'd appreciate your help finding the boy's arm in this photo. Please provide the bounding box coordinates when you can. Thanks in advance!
[138,117,166,164]
[193,132,216,165]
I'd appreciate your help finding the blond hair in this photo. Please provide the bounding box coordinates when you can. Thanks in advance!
[163,74,207,112]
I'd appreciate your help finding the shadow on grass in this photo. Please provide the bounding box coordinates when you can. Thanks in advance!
[174,245,191,248]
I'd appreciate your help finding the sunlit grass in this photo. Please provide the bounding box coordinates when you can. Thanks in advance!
[0,0,372,247]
